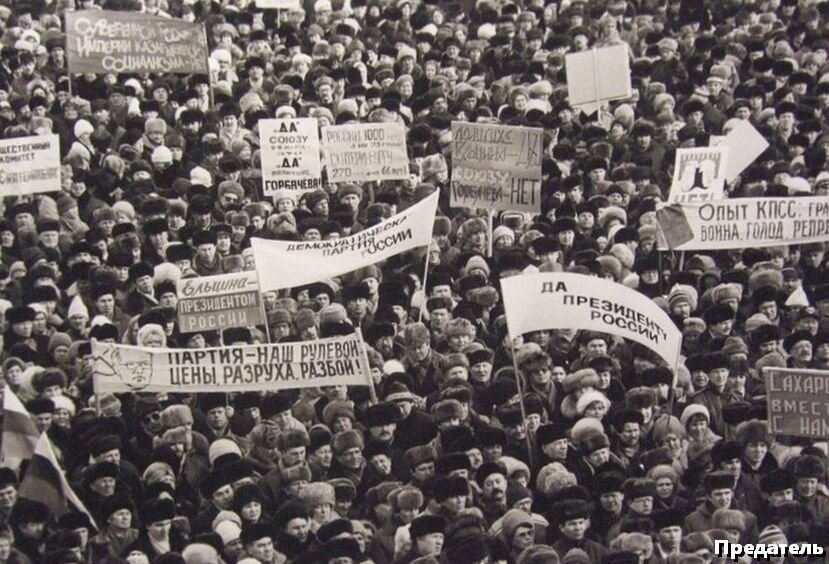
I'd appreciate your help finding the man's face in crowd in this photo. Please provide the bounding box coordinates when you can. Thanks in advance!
[709,488,733,509]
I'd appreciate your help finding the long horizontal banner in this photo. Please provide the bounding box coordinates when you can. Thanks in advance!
[450,122,543,213]
[764,367,829,438]
[501,272,681,367]
[176,271,263,334]
[92,334,371,393]
[66,11,208,74]
[657,197,829,251]
[251,190,438,291]
[0,134,60,195]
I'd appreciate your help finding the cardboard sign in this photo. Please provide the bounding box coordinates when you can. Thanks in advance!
[252,191,438,291]
[322,122,409,182]
[450,122,543,213]
[668,147,728,204]
[657,197,829,251]
[0,135,60,195]
[260,118,322,197]
[176,271,263,334]
[92,334,372,393]
[565,45,631,108]
[716,120,770,183]
[764,367,829,438]
[501,272,682,367]
[65,11,208,74]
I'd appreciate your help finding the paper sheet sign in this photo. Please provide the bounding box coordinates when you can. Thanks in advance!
[565,45,632,108]
[176,271,263,334]
[668,147,728,203]
[764,367,829,438]
[450,122,543,213]
[0,134,60,195]
[322,122,409,182]
[714,120,770,182]
[260,118,322,197]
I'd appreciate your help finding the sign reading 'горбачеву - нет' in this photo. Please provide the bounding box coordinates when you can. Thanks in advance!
[450,122,543,213]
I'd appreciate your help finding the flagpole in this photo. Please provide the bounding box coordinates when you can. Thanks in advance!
[355,328,378,404]
[418,249,430,324]
[487,210,494,258]
[509,344,535,473]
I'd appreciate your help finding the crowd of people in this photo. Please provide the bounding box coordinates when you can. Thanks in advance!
[0,0,828,563]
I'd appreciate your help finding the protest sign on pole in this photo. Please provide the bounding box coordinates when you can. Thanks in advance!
[501,272,682,367]
[176,271,263,334]
[321,122,409,182]
[65,11,209,74]
[259,118,322,198]
[0,135,60,195]
[565,45,631,110]
[450,122,543,213]
[92,334,372,394]
[667,147,728,203]
[712,120,770,183]
[252,190,439,291]
[657,197,829,251]
[764,367,829,438]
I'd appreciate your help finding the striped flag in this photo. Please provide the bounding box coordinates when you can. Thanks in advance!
[0,385,39,473]
[19,433,97,530]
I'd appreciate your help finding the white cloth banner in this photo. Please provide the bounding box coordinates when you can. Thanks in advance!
[501,272,682,367]
[252,191,439,291]
[92,334,372,393]
[657,197,829,251]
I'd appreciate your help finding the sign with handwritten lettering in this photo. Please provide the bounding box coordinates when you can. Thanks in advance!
[450,122,543,213]
[0,134,60,195]
[321,122,409,182]
[65,11,208,75]
[764,367,829,438]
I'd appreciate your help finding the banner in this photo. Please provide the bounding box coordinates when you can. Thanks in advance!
[321,122,408,182]
[764,367,829,438]
[65,11,208,74]
[252,191,439,291]
[565,45,631,108]
[176,271,263,334]
[667,147,728,204]
[657,197,829,251]
[712,120,769,183]
[92,334,372,393]
[450,122,543,213]
[501,272,682,366]
[260,118,322,198]
[0,135,60,195]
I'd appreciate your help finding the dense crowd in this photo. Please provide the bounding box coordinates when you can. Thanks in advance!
[0,0,828,563]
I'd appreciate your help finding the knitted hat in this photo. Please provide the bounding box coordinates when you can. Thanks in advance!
[757,525,787,545]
